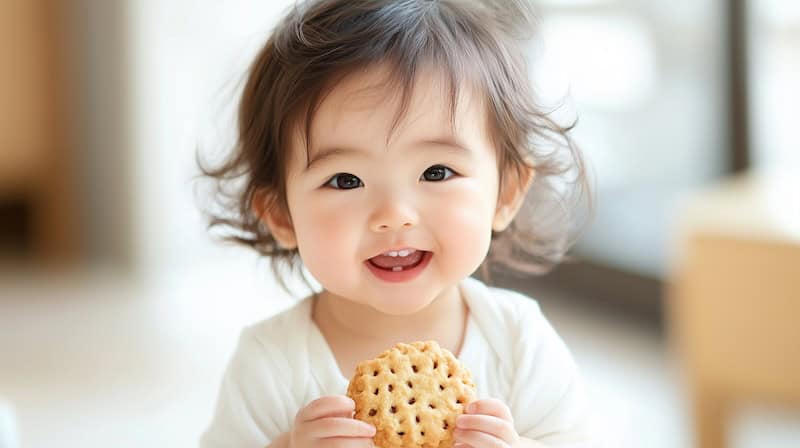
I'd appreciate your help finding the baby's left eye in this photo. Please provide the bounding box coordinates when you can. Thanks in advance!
[421,165,456,182]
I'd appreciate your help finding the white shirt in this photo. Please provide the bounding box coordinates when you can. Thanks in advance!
[200,276,593,447]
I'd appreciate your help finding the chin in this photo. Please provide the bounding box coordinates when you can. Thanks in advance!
[370,292,435,316]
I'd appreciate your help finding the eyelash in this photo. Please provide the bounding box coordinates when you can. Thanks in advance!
[324,165,457,190]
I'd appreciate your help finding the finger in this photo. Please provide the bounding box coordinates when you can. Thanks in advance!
[465,398,513,422]
[454,428,510,448]
[298,396,356,423]
[306,417,376,439]
[317,436,375,448]
[456,414,516,443]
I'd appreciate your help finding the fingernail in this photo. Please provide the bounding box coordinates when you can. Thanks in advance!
[466,402,475,413]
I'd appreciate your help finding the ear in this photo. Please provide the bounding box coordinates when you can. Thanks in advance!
[492,164,535,232]
[252,190,298,250]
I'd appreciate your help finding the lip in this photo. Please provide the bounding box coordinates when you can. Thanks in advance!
[364,250,433,283]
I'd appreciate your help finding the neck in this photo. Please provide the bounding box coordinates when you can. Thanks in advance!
[313,283,465,341]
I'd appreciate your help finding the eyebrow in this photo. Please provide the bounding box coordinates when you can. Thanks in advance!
[306,136,473,170]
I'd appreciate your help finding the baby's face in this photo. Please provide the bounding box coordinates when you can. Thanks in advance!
[283,65,501,315]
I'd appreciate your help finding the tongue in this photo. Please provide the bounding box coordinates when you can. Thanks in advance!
[369,251,424,269]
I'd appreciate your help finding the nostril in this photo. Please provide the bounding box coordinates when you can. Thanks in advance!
[376,222,413,231]
[370,210,417,232]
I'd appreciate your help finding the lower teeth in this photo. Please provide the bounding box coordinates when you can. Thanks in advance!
[392,266,402,272]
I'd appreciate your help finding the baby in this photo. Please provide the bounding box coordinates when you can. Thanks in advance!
[199,0,593,447]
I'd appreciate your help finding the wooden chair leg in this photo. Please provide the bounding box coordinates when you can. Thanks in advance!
[693,386,728,448]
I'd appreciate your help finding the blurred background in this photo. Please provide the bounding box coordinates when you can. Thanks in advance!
[1,0,798,447]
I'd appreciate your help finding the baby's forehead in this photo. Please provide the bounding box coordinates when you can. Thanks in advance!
[305,65,490,151]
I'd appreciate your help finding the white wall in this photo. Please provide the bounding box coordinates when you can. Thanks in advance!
[531,0,728,277]
[125,0,296,279]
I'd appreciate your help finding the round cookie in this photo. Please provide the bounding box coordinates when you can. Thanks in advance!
[346,341,476,448]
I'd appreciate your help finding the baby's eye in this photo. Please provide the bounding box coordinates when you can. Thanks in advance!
[421,165,456,182]
[325,173,363,190]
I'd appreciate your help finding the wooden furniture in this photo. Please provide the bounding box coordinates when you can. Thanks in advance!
[667,171,800,448]
[0,0,79,262]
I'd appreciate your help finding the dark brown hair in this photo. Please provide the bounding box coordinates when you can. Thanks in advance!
[197,0,592,295]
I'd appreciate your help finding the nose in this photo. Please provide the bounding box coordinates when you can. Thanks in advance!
[368,197,419,233]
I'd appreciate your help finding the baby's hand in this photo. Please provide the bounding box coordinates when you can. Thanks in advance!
[454,398,520,448]
[290,395,376,448]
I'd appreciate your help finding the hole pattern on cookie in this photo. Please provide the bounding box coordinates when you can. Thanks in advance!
[347,341,476,448]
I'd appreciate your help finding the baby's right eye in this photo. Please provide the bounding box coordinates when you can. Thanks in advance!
[325,173,363,190]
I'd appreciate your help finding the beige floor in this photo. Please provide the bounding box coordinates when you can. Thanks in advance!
[1,256,798,447]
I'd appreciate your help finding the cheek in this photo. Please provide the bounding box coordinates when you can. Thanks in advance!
[427,180,496,261]
[289,193,363,274]
[297,200,351,241]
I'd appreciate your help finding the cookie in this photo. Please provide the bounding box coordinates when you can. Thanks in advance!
[346,341,476,448]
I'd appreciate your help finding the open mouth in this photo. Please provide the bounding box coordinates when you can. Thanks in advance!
[367,249,427,272]
[365,249,433,283]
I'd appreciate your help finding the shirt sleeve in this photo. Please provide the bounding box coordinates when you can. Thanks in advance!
[507,299,595,446]
[200,327,295,448]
